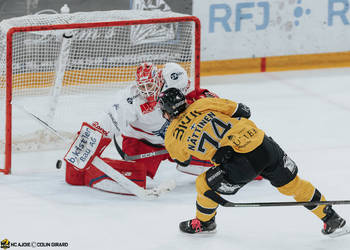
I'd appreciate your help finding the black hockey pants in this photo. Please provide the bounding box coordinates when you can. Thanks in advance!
[220,135,298,188]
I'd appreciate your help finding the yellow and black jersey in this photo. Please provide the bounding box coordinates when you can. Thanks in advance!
[164,98,265,164]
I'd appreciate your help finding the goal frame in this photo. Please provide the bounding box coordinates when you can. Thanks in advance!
[1,15,201,174]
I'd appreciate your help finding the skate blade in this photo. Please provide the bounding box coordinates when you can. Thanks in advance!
[180,229,217,235]
[195,229,217,234]
[328,225,350,238]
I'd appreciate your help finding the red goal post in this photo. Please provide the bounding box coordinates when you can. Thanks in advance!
[0,10,201,174]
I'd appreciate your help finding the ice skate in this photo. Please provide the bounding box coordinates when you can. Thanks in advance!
[179,217,217,234]
[322,206,350,238]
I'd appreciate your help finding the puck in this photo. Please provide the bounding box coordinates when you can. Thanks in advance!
[56,160,62,169]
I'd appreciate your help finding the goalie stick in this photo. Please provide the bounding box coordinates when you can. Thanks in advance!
[113,135,168,161]
[204,190,350,207]
[13,103,70,143]
[92,157,176,200]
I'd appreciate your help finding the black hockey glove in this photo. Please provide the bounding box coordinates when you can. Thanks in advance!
[174,157,191,167]
[212,146,235,165]
[232,103,251,119]
[205,165,242,195]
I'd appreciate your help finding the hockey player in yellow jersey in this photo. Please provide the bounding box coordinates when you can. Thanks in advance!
[158,87,348,237]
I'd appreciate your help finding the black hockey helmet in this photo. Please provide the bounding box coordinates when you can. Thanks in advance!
[158,88,187,119]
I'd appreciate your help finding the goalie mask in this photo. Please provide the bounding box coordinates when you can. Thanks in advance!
[136,62,162,101]
[158,88,187,119]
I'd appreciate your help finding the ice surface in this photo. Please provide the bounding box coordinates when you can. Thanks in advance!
[1,68,350,250]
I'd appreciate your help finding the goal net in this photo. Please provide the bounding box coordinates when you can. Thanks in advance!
[0,10,200,174]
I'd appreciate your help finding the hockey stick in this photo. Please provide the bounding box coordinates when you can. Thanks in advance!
[223,200,350,208]
[113,135,168,161]
[13,103,70,143]
[204,190,350,208]
[92,156,175,200]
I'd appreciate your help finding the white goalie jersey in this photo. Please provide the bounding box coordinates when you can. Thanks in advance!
[95,85,169,145]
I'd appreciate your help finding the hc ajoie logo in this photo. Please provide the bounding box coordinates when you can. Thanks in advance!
[1,239,10,250]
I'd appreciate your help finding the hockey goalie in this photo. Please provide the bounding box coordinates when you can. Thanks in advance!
[64,62,221,195]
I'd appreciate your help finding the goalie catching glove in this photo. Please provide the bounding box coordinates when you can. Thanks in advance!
[232,103,251,119]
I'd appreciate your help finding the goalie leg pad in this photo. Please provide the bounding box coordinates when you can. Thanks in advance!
[65,164,85,185]
[65,158,147,195]
[86,158,146,192]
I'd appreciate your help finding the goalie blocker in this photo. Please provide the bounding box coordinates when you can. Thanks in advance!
[64,122,146,195]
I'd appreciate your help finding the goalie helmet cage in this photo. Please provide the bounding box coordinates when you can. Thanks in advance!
[0,10,201,174]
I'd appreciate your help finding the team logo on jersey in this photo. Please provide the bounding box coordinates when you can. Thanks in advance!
[170,71,183,80]
[170,72,179,80]
[127,97,133,104]
[126,94,139,104]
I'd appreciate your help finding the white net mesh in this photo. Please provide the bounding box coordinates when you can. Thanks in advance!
[0,10,198,171]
